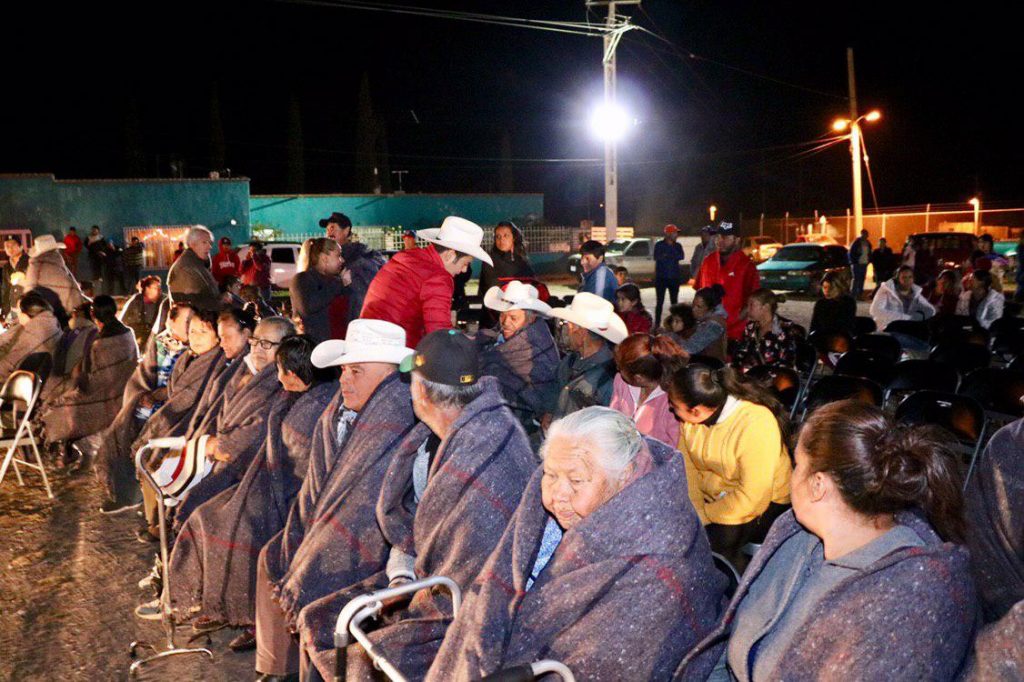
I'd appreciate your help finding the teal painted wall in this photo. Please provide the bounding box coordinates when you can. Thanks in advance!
[249,193,544,238]
[0,174,251,245]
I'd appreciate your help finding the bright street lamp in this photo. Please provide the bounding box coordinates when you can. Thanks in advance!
[832,109,882,238]
[709,205,717,222]
[589,102,634,143]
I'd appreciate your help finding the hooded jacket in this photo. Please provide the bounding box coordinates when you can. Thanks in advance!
[869,278,936,331]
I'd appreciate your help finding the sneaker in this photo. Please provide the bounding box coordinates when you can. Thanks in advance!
[134,599,163,621]
[99,499,141,515]
[138,559,162,593]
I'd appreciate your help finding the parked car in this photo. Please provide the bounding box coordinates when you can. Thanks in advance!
[796,233,842,246]
[905,232,977,271]
[236,241,301,288]
[757,243,850,292]
[567,236,701,283]
[742,236,783,263]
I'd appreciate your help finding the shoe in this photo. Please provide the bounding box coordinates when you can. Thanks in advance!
[134,598,163,621]
[138,558,162,593]
[255,674,299,682]
[228,628,256,652]
[191,616,226,634]
[136,527,160,544]
[99,499,141,515]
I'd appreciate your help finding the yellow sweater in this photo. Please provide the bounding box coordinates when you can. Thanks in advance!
[678,397,791,525]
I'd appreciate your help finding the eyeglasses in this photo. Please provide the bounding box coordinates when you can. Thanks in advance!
[248,338,280,350]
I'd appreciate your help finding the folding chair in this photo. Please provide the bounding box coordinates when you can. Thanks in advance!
[853,316,877,337]
[129,436,213,676]
[894,391,986,488]
[885,319,930,342]
[834,350,896,388]
[790,340,819,419]
[959,367,1024,431]
[884,359,960,408]
[0,370,52,499]
[481,661,576,682]
[745,364,800,412]
[807,330,853,366]
[989,317,1024,364]
[930,341,990,376]
[800,375,883,421]
[853,333,902,363]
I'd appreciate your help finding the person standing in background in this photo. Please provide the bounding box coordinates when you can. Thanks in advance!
[577,240,618,303]
[63,226,83,277]
[849,229,872,299]
[123,236,145,286]
[477,221,534,295]
[869,237,898,290]
[240,241,273,303]
[2,235,30,320]
[695,220,760,341]
[689,225,712,285]
[211,236,241,286]
[290,237,349,343]
[319,211,385,324]
[86,225,106,288]
[654,224,685,326]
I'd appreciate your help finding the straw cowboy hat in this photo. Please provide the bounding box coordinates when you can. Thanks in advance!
[311,319,415,368]
[416,216,493,266]
[549,292,628,344]
[483,280,552,316]
[28,234,66,258]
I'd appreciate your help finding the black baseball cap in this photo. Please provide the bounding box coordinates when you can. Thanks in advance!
[399,329,479,386]
[319,212,353,229]
[716,220,738,236]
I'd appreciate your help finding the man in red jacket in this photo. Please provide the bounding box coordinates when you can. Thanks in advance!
[211,236,241,286]
[695,220,760,340]
[361,216,493,347]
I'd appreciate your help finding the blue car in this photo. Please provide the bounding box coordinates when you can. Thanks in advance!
[757,244,851,292]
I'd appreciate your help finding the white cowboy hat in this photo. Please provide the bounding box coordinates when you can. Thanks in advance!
[416,216,493,266]
[311,319,415,368]
[483,280,552,316]
[28,234,66,258]
[549,292,628,344]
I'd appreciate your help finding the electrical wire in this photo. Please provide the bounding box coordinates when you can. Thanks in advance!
[860,132,881,210]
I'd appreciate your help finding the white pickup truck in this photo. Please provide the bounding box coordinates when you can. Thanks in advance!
[568,236,701,283]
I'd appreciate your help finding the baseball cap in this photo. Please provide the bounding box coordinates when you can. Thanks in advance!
[318,212,352,229]
[399,329,479,386]
[716,220,738,236]
[663,224,679,234]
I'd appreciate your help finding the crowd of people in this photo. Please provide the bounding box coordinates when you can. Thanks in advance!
[0,213,1021,682]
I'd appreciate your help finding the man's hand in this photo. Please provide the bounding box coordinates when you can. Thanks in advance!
[341,269,353,287]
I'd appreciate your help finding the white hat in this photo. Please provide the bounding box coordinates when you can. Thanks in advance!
[28,234,66,258]
[482,280,552,316]
[311,319,415,367]
[549,292,628,344]
[416,216,493,266]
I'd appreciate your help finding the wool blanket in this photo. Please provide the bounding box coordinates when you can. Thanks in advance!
[262,373,417,623]
[478,318,559,433]
[961,599,1024,681]
[0,310,61,383]
[181,350,250,440]
[168,382,335,625]
[965,417,1024,622]
[676,509,978,681]
[171,361,286,529]
[427,437,724,682]
[23,251,88,318]
[299,377,537,680]
[41,323,138,442]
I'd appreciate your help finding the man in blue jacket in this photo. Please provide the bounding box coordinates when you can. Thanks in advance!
[654,224,685,326]
[577,240,617,303]
[848,229,872,299]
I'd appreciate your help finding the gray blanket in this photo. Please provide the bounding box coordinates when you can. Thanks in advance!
[427,437,725,682]
[961,599,1024,681]
[23,250,88,317]
[299,377,537,680]
[478,318,560,433]
[0,310,61,382]
[168,382,335,625]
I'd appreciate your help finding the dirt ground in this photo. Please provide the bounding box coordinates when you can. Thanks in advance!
[0,467,255,682]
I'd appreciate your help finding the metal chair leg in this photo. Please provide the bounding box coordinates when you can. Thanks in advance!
[28,430,52,499]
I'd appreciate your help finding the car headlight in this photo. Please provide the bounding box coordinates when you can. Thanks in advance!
[786,270,807,277]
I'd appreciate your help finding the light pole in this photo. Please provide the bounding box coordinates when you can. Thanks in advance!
[969,197,981,234]
[833,109,881,240]
[709,205,717,223]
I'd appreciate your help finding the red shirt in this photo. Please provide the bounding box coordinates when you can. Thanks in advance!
[695,249,760,340]
[63,233,82,255]
[211,249,241,285]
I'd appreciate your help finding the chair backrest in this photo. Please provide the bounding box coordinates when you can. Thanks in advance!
[853,316,877,337]
[989,319,1024,358]
[885,319,931,342]
[1009,355,1024,374]
[746,364,800,409]
[0,370,42,414]
[14,352,53,387]
[930,341,990,375]
[687,354,724,370]
[960,367,1024,419]
[803,375,883,415]
[834,350,897,387]
[894,390,985,445]
[887,359,960,394]
[793,341,818,375]
[853,333,902,363]
[808,329,853,356]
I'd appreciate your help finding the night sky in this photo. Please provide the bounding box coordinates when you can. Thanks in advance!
[2,1,1020,228]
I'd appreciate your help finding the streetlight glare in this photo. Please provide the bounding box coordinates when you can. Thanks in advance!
[865,110,882,122]
[968,197,980,207]
[590,102,635,142]
[832,119,850,132]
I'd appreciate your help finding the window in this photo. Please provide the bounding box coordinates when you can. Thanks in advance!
[271,248,295,264]
[626,241,650,257]
[775,246,821,262]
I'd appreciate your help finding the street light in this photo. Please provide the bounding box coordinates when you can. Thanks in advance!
[968,197,981,234]
[709,205,717,222]
[589,102,634,143]
[832,109,882,239]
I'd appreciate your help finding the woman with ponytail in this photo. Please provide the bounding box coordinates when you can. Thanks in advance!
[665,363,792,568]
[677,400,977,681]
[611,333,686,445]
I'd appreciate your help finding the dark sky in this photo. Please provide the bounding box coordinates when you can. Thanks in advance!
[2,1,1020,228]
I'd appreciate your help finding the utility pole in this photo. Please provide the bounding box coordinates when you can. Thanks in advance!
[847,48,864,239]
[391,170,408,194]
[587,0,639,240]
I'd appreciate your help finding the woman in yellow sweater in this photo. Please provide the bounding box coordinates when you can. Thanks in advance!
[665,363,792,569]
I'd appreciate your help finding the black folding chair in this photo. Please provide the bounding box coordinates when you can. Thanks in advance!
[834,350,896,388]
[886,319,930,342]
[959,367,1024,430]
[894,391,986,489]
[853,333,902,363]
[853,316,877,337]
[745,364,800,412]
[884,359,961,407]
[930,341,990,376]
[801,375,883,420]
[989,317,1024,363]
[1009,355,1024,374]
[790,340,820,419]
[808,329,853,361]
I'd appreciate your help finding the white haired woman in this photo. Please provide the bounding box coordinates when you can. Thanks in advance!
[427,406,726,681]
[167,225,220,307]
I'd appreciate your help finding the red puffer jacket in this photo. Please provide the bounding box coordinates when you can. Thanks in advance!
[360,245,454,347]
[695,248,760,340]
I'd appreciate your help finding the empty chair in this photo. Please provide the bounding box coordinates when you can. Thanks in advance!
[745,364,801,411]
[959,367,1024,424]
[802,374,883,417]
[894,390,986,486]
[989,317,1024,362]
[853,316,877,337]
[853,333,902,363]
[885,359,960,404]
[930,341,990,376]
[885,319,930,342]
[0,370,52,498]
[834,350,897,387]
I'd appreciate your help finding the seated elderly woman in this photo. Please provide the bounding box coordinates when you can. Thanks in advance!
[610,332,685,445]
[0,290,62,383]
[428,407,725,681]
[678,400,977,681]
[477,280,559,438]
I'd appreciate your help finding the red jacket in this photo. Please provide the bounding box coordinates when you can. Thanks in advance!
[360,245,454,348]
[63,233,82,255]
[240,251,272,288]
[211,249,241,285]
[695,248,760,340]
